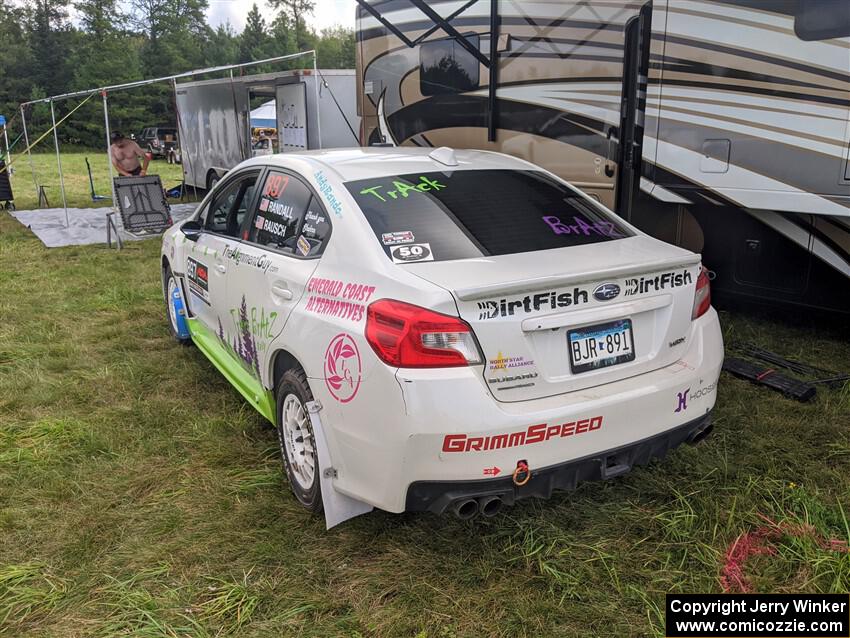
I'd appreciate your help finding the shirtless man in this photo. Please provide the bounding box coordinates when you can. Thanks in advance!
[110,131,151,177]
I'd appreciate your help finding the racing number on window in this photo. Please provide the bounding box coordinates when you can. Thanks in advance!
[263,174,289,198]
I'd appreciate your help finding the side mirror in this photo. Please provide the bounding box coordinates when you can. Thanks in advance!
[181,220,203,241]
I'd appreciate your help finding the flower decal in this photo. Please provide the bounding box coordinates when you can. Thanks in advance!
[324,333,362,403]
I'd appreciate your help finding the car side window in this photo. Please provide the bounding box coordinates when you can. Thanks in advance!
[205,173,259,238]
[247,171,314,254]
[299,196,332,256]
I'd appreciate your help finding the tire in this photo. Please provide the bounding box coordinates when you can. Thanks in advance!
[163,265,192,346]
[275,368,323,514]
[207,172,220,191]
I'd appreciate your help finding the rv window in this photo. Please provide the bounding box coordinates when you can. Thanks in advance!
[795,0,850,40]
[420,35,480,96]
[247,171,315,255]
[346,170,633,263]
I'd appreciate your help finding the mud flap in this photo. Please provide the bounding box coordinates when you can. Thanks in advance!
[170,281,191,340]
[306,400,373,529]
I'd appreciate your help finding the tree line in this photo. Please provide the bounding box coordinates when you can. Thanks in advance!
[0,0,355,149]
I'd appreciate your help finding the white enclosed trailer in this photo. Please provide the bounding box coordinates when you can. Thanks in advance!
[175,69,360,190]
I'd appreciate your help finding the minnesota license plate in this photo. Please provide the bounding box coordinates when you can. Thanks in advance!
[568,319,635,374]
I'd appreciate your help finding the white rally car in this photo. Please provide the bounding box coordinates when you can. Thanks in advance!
[161,147,723,527]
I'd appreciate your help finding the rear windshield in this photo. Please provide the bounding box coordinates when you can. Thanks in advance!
[345,169,632,264]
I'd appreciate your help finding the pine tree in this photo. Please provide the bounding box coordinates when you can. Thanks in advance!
[204,23,239,67]
[238,4,270,64]
[0,1,35,122]
[25,0,72,97]
[269,0,315,51]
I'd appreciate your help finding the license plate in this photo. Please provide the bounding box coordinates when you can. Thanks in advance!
[568,319,635,374]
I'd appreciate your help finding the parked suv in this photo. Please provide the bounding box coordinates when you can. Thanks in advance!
[138,126,179,158]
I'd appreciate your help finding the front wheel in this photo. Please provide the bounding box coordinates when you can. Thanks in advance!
[275,368,323,514]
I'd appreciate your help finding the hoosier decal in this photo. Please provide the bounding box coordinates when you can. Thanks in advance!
[625,270,692,296]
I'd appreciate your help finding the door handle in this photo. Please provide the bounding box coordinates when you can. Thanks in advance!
[215,264,226,274]
[271,282,293,300]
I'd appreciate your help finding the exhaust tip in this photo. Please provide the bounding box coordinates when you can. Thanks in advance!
[687,422,714,445]
[478,495,503,518]
[451,498,479,520]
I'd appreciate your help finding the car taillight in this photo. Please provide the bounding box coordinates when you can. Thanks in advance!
[366,299,483,368]
[692,266,712,319]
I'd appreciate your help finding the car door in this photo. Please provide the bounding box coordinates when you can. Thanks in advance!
[185,170,261,339]
[223,168,331,382]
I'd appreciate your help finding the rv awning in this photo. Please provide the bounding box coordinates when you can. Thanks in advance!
[250,100,276,128]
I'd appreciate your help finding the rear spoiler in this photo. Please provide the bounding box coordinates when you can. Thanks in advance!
[452,254,701,301]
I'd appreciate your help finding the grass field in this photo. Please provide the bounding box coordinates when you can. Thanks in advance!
[1,212,849,637]
[4,151,188,211]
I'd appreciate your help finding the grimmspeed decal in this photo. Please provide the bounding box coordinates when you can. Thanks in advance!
[186,256,210,305]
[442,416,603,453]
[624,270,693,296]
[477,287,589,320]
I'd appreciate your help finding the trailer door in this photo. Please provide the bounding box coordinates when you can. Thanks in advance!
[276,83,308,152]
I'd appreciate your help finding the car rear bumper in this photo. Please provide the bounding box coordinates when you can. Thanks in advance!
[323,309,723,514]
[405,410,713,514]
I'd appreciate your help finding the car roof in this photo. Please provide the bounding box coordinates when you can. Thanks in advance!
[253,147,536,182]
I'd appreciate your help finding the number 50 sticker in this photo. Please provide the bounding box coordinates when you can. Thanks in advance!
[390,243,434,264]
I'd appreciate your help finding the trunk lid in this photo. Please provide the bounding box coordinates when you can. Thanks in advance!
[405,236,701,402]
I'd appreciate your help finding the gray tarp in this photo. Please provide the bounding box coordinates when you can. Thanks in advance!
[10,204,197,248]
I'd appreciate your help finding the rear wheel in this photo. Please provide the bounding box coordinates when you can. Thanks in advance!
[163,266,191,345]
[275,368,323,513]
[206,172,220,191]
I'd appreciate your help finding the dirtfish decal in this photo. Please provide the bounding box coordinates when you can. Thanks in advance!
[477,288,589,320]
[626,270,692,296]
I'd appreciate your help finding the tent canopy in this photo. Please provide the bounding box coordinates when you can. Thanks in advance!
[250,100,276,128]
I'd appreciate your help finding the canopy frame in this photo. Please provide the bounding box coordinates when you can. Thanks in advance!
[16,50,318,243]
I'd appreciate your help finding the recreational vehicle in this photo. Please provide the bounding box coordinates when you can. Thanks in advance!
[176,69,360,190]
[355,0,850,314]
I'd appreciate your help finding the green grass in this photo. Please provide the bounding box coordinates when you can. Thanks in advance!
[4,151,188,210]
[1,213,849,636]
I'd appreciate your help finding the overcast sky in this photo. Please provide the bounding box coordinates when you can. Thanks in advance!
[206,0,358,33]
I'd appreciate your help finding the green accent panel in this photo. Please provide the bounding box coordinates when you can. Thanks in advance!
[188,318,276,423]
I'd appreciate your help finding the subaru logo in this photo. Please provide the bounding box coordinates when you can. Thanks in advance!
[593,283,620,301]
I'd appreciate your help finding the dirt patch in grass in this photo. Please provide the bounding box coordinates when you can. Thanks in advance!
[1,214,848,637]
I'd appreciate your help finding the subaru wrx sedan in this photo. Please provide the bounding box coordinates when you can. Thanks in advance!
[161,148,723,523]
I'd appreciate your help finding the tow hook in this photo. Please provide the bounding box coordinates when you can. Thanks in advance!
[512,460,531,486]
